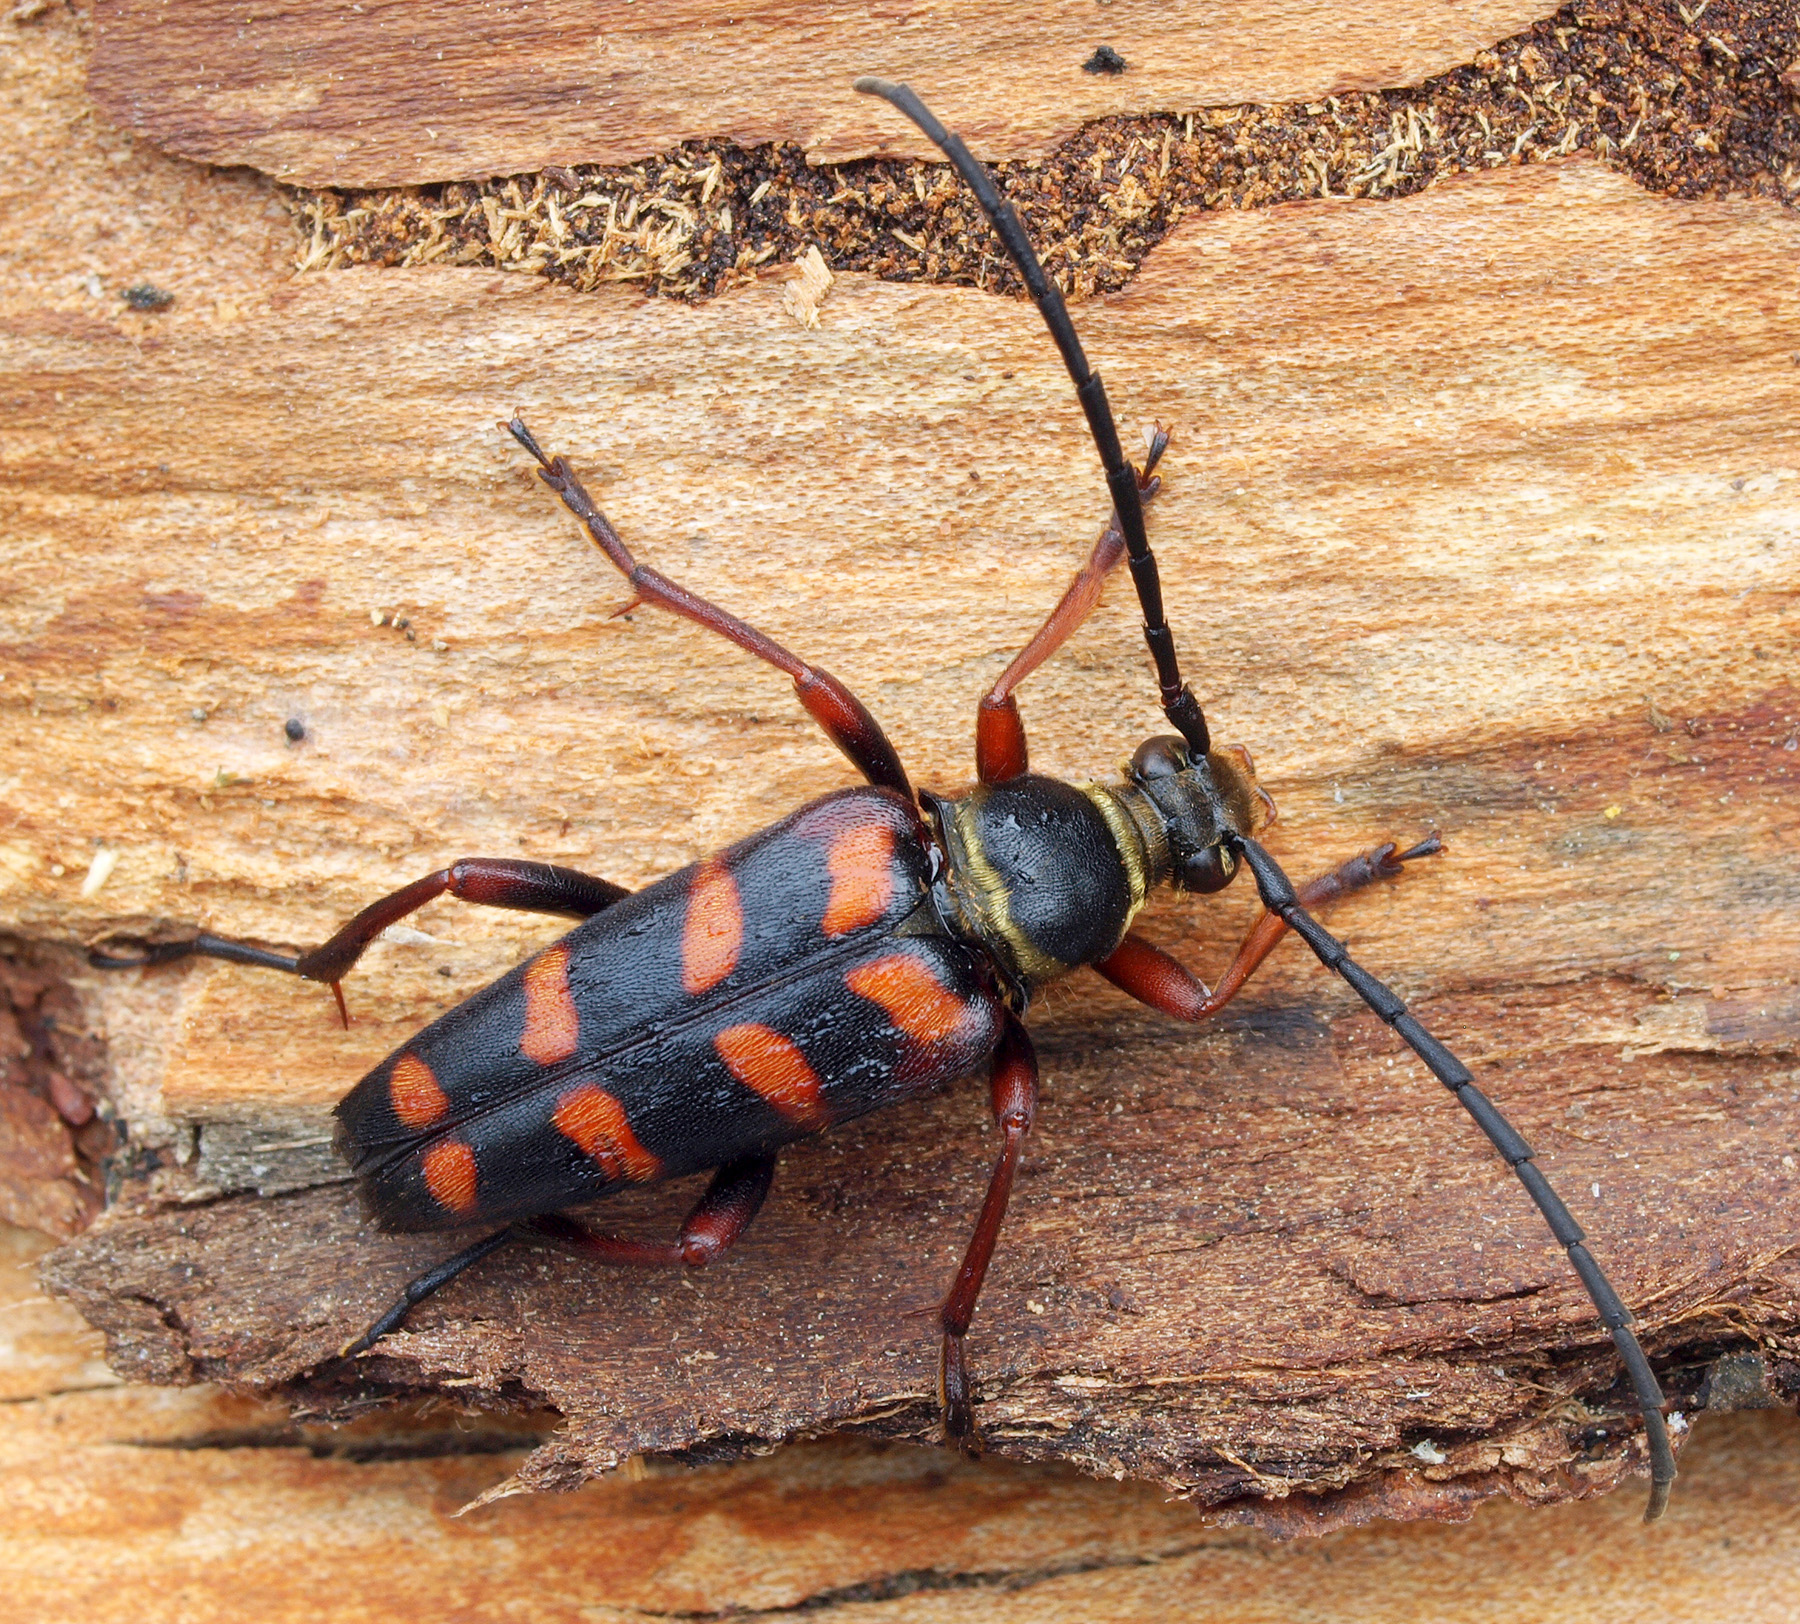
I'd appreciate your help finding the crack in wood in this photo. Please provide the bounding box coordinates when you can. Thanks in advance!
[620,1544,1216,1619]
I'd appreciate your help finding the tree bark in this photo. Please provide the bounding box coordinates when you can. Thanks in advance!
[5,1221,1800,1623]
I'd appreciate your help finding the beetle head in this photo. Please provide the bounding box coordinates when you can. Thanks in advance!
[1126,735,1277,893]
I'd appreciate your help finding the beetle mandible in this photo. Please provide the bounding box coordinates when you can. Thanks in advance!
[92,79,1676,1519]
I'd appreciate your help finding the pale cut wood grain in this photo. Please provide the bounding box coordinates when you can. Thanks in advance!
[87,0,1562,185]
[3,1225,1799,1624]
[7,4,1799,1526]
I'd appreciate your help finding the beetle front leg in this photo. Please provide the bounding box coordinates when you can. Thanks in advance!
[976,428,1169,784]
[1096,837,1442,1021]
[90,857,630,1026]
[938,1015,1038,1445]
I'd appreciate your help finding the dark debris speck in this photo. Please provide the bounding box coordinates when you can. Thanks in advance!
[121,283,175,311]
[1084,46,1128,76]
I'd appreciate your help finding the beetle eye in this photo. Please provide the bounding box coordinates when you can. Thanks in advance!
[1177,844,1236,894]
[1130,736,1190,780]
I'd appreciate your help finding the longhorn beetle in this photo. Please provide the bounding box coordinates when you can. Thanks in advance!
[92,79,1676,1519]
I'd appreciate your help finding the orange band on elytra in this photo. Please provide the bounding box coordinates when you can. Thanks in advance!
[389,1052,450,1130]
[520,943,580,1065]
[715,1022,825,1128]
[421,1137,479,1214]
[821,820,895,937]
[845,953,970,1046]
[682,857,743,994]
[552,1082,662,1183]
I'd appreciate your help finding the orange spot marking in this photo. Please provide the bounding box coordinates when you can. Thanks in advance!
[552,1083,662,1183]
[389,1053,449,1130]
[682,857,743,994]
[520,943,580,1065]
[846,954,970,1046]
[421,1138,479,1215]
[821,820,895,937]
[715,1023,825,1128]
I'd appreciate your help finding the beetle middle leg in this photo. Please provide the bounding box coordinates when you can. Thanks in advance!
[939,1014,1038,1445]
[529,1152,778,1268]
[505,414,911,800]
[336,1155,777,1361]
[90,857,628,1026]
[1096,837,1443,1021]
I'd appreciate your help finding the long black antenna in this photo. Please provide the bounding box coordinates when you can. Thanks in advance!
[1233,834,1677,1519]
[854,77,1210,757]
[857,76,1674,1519]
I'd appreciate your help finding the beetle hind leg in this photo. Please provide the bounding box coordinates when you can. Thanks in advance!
[336,1226,516,1359]
[334,1156,777,1363]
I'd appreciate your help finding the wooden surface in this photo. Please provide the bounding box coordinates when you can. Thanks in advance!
[6,0,1800,1542]
[5,1223,1800,1623]
[88,0,1562,184]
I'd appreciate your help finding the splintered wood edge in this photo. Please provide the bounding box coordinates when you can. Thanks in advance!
[8,1229,1800,1616]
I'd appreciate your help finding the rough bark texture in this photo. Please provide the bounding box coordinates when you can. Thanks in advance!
[4,1223,1800,1622]
[0,953,112,1236]
[4,0,1799,1547]
[87,0,1565,183]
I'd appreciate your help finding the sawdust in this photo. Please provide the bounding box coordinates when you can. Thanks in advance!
[292,0,1798,303]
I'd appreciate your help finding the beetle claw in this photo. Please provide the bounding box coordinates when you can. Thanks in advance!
[1396,831,1446,863]
[947,1408,984,1455]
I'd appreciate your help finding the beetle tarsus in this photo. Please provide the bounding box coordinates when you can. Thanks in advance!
[939,1335,980,1448]
[335,1227,517,1362]
[502,413,550,466]
[1395,832,1445,864]
[88,932,302,975]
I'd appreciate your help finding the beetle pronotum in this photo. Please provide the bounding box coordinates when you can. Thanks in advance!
[93,79,1676,1519]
